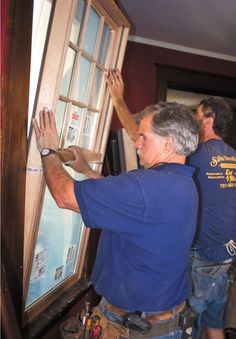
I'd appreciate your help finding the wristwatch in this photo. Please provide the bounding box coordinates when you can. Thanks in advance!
[40,148,58,157]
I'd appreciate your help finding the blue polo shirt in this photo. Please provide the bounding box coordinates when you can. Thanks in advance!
[187,140,236,262]
[74,163,198,311]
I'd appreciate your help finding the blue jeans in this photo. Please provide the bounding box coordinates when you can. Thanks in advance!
[144,330,182,339]
[188,251,231,339]
[99,298,183,339]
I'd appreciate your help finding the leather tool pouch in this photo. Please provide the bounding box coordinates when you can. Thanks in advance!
[178,304,195,338]
[122,313,151,333]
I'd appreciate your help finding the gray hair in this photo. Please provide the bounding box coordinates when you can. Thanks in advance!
[142,102,199,156]
[134,102,169,124]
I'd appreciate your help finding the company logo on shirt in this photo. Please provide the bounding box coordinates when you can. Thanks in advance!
[206,155,236,189]
[210,155,236,167]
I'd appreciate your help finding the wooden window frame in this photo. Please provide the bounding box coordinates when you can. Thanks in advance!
[23,0,129,326]
[2,0,129,326]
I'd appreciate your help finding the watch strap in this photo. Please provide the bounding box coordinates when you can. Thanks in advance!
[40,148,58,157]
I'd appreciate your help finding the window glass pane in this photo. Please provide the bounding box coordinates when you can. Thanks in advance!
[70,0,86,45]
[55,100,67,135]
[59,48,76,97]
[28,0,52,136]
[88,67,103,108]
[80,111,97,149]
[55,100,67,147]
[73,56,92,103]
[98,23,111,65]
[64,105,83,148]
[26,170,86,307]
[83,7,100,56]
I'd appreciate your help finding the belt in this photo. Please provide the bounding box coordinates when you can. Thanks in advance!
[145,302,185,322]
[105,301,186,322]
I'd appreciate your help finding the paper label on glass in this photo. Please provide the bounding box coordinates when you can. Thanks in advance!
[66,111,81,143]
[54,265,64,281]
[30,247,47,282]
[66,245,75,263]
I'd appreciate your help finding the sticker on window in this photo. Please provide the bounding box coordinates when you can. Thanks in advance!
[30,248,47,282]
[54,265,64,281]
[66,246,75,264]
[66,110,81,143]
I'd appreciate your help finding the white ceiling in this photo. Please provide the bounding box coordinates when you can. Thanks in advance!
[117,0,236,62]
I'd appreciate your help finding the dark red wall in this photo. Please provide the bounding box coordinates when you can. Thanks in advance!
[111,41,236,129]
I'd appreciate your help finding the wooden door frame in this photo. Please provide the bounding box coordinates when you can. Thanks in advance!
[155,64,236,148]
[156,64,236,101]
[1,0,33,326]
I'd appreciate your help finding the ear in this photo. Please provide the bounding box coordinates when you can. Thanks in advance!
[203,115,214,130]
[208,116,214,129]
[164,136,174,152]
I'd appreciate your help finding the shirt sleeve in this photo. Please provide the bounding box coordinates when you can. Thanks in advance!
[74,172,145,234]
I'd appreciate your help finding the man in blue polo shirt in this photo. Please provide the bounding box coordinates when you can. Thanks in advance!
[105,69,236,338]
[32,103,199,338]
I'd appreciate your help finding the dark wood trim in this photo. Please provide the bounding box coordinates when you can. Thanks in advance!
[155,64,236,149]
[1,265,22,339]
[155,64,236,102]
[22,278,92,339]
[1,0,33,325]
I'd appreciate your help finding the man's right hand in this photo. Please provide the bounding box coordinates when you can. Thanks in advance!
[106,69,125,102]
[65,146,102,179]
[106,69,139,142]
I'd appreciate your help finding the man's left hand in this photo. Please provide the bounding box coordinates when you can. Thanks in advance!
[32,108,59,152]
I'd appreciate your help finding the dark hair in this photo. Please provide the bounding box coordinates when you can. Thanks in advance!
[199,97,233,137]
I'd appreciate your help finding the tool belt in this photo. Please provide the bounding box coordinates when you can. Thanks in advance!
[94,298,187,338]
[104,300,186,322]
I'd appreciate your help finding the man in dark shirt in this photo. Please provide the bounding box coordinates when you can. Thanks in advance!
[187,97,236,339]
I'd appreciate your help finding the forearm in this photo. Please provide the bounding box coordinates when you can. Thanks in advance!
[79,165,103,179]
[113,98,139,142]
[42,154,80,212]
[107,69,139,142]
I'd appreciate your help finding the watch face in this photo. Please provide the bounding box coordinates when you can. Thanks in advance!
[41,148,50,156]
